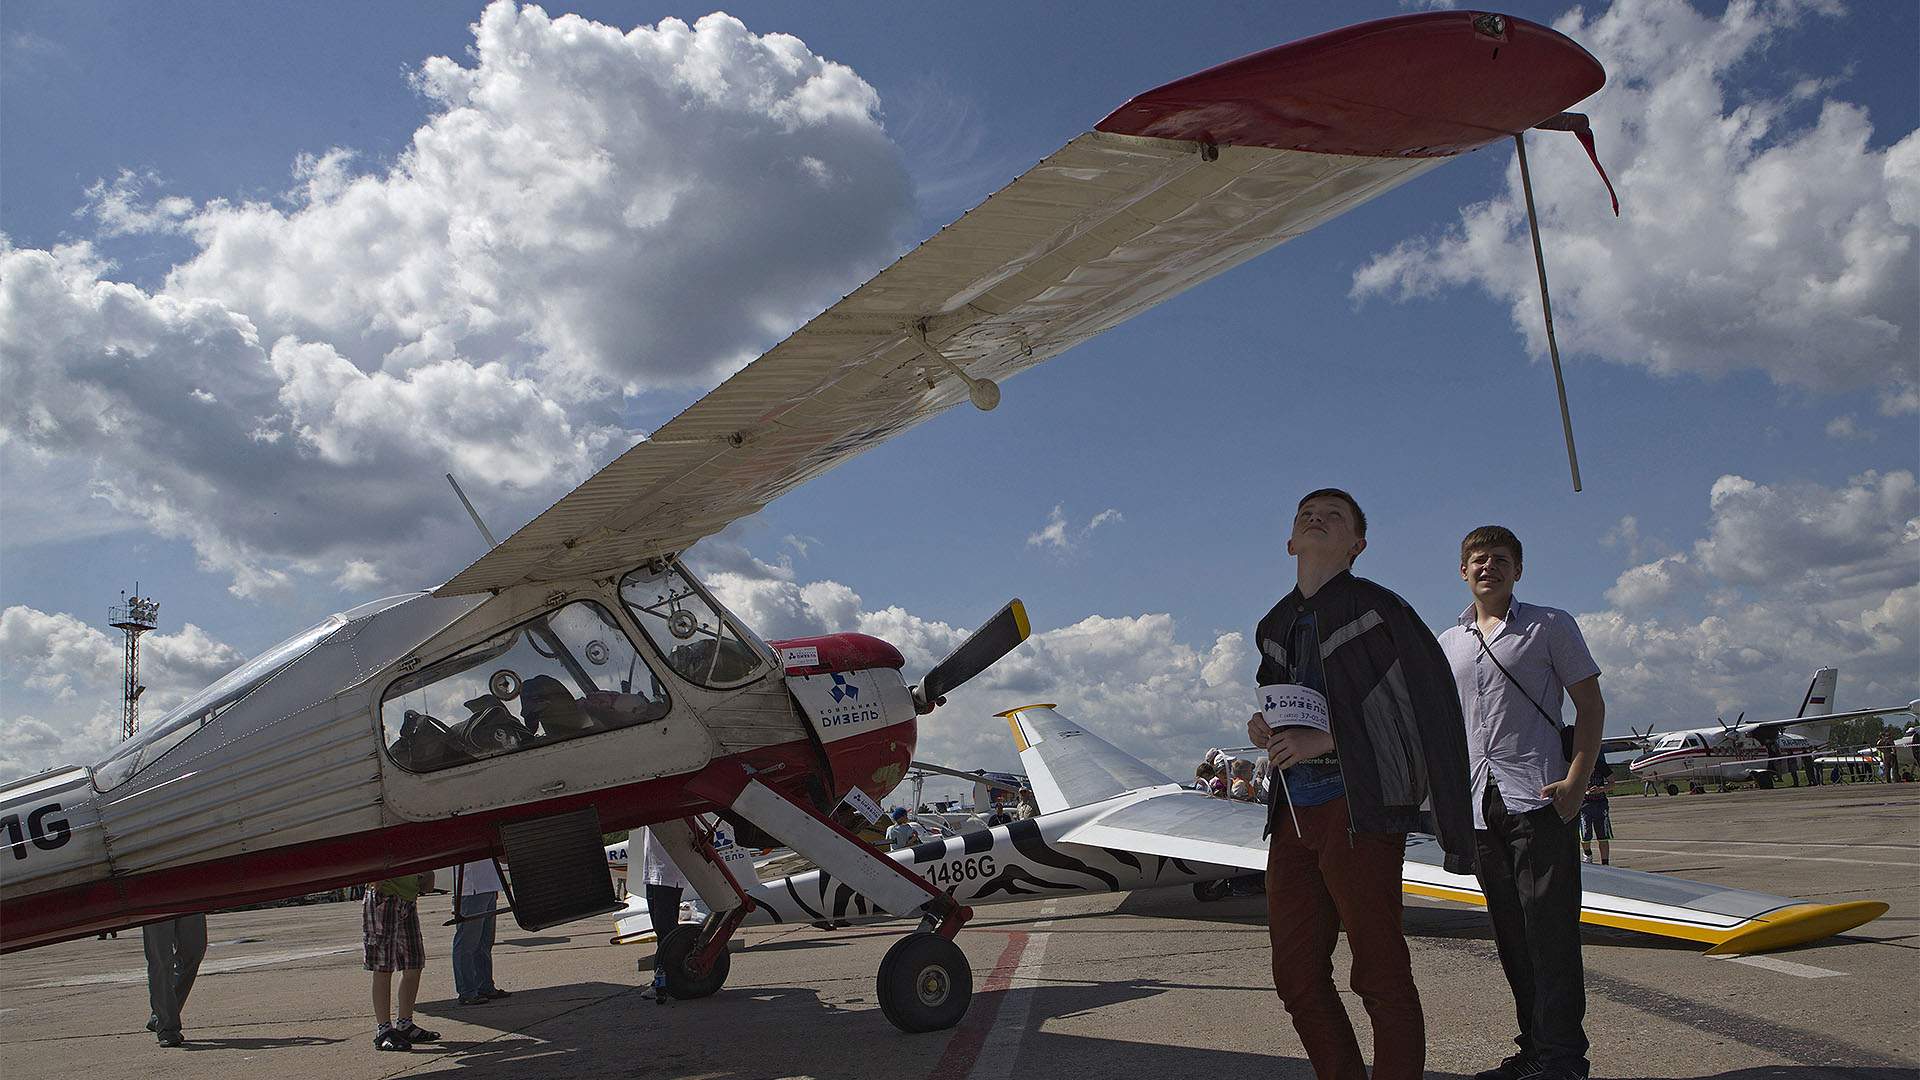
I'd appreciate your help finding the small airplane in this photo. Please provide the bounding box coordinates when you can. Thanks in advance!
[608,703,1889,1004]
[0,10,1617,1034]
[1605,669,1920,791]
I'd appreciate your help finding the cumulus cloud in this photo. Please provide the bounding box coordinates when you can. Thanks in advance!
[0,606,244,779]
[1026,504,1125,553]
[1353,0,1919,414]
[2,2,913,597]
[1824,414,1874,440]
[1582,469,1919,725]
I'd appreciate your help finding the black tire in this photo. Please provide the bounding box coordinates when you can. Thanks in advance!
[1666,783,1680,796]
[876,932,972,1033]
[1192,879,1232,902]
[655,924,729,999]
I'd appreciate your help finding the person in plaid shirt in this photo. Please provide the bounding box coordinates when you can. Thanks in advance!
[365,871,441,1051]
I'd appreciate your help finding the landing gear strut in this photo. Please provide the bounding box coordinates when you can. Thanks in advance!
[684,766,980,1032]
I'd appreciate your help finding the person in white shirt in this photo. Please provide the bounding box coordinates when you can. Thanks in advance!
[884,807,920,850]
[640,825,691,944]
[452,858,508,1005]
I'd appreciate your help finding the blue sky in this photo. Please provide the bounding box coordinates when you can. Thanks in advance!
[2,0,1915,784]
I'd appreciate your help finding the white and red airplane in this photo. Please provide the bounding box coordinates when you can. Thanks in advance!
[1609,668,1920,789]
[0,10,1615,1033]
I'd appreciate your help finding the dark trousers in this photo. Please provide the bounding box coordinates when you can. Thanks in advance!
[646,884,683,943]
[142,913,208,1039]
[1266,797,1423,1080]
[1475,782,1588,1074]
[452,891,497,998]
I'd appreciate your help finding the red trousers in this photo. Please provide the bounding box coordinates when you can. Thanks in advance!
[1265,796,1422,1080]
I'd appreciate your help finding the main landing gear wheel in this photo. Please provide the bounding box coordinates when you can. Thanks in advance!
[1192,879,1232,902]
[654,924,729,1000]
[876,932,972,1033]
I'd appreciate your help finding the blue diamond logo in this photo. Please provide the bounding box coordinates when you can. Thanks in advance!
[830,673,859,703]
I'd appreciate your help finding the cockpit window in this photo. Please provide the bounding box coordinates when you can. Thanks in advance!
[380,600,670,773]
[618,560,769,689]
[94,614,347,792]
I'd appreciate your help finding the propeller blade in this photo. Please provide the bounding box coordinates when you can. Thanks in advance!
[909,760,1024,794]
[915,599,1031,709]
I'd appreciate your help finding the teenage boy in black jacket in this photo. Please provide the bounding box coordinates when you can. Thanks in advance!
[1249,488,1475,1080]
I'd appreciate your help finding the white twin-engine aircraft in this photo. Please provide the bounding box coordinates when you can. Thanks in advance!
[610,705,1889,1003]
[1608,668,1920,788]
[3,10,1622,1034]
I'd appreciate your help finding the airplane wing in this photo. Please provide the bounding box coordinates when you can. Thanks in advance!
[436,13,1606,595]
[1747,704,1919,740]
[999,704,1888,955]
[1598,732,1650,755]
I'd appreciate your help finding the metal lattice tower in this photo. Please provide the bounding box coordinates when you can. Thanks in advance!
[108,587,160,741]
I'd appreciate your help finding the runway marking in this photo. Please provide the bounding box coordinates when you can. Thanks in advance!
[1710,954,1845,979]
[928,901,1059,1080]
[23,945,358,988]
[1623,838,1919,852]
[1608,846,1918,869]
[926,932,1029,1080]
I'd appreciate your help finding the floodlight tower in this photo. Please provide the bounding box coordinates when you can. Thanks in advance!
[108,586,160,740]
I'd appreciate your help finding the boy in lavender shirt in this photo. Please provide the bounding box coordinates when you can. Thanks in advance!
[1438,526,1605,1080]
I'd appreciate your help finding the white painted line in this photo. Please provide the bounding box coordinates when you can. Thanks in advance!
[25,945,358,988]
[1624,839,1919,852]
[1711,954,1845,979]
[1608,847,1918,870]
[965,926,1054,1078]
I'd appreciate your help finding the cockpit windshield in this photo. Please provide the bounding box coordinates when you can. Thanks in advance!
[618,559,771,689]
[93,614,346,791]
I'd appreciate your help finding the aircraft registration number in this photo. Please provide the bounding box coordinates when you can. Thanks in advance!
[2,802,72,860]
[924,855,994,887]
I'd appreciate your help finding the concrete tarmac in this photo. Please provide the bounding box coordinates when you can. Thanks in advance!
[2,781,1913,1080]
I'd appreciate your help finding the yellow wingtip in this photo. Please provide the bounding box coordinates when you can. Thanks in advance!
[1700,901,1889,956]
[1010,598,1031,641]
[1400,885,1889,956]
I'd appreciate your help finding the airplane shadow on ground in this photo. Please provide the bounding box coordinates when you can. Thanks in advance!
[179,1034,344,1051]
[404,978,1908,1080]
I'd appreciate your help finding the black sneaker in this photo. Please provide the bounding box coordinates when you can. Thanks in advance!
[374,1029,412,1051]
[482,987,512,999]
[393,1020,439,1042]
[1473,1053,1542,1080]
[155,1031,184,1048]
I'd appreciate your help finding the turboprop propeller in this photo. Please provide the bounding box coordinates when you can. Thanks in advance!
[912,600,1032,714]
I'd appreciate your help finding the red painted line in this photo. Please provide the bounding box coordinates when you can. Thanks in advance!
[927,931,1030,1080]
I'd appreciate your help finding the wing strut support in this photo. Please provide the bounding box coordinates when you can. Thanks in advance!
[1514,131,1582,494]
[910,321,1000,412]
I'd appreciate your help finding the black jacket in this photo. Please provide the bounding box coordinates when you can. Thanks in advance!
[1256,570,1476,874]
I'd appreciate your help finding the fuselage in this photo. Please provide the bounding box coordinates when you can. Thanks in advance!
[0,558,917,953]
[1628,730,1820,783]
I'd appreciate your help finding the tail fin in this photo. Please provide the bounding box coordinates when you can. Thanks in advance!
[1797,668,1838,718]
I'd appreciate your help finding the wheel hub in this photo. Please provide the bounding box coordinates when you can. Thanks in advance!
[914,963,951,1007]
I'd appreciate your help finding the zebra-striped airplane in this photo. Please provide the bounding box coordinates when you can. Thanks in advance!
[616,703,1889,998]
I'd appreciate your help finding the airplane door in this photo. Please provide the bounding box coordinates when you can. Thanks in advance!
[374,594,715,821]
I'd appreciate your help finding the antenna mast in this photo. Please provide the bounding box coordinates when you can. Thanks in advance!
[108,586,160,740]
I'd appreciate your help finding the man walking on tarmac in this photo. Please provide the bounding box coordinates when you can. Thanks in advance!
[1439,526,1606,1080]
[1248,488,1476,1080]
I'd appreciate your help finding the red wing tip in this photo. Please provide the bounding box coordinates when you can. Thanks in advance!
[1096,10,1606,158]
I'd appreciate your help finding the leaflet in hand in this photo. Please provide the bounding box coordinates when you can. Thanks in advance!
[1258,683,1329,734]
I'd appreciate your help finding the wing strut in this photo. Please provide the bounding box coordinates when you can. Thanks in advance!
[1514,131,1583,494]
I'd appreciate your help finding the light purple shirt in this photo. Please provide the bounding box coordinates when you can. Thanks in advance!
[1437,597,1601,829]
